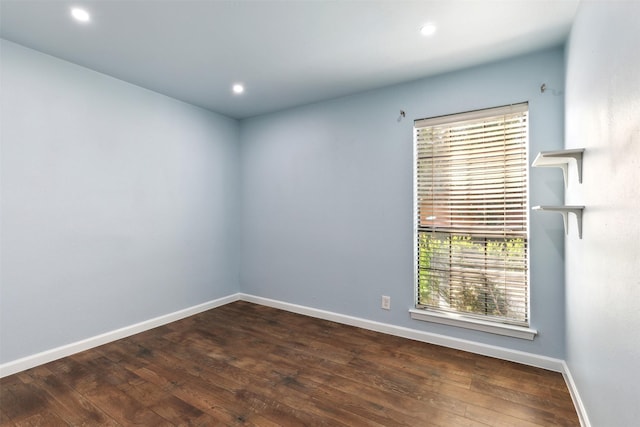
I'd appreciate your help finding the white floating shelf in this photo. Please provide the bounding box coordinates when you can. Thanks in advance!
[532,205,585,239]
[532,149,584,188]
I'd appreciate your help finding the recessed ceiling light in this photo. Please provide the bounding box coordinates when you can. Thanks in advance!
[232,84,244,94]
[420,23,437,37]
[71,7,90,23]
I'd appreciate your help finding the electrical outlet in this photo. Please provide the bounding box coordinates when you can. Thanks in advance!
[381,295,391,310]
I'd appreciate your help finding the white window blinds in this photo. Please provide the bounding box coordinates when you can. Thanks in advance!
[414,103,529,326]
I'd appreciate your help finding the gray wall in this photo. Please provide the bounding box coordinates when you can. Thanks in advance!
[6,9,639,420]
[240,48,568,358]
[0,40,240,363]
[564,2,640,425]
[0,40,573,368]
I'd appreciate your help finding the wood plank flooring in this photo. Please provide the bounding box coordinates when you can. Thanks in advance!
[0,301,579,426]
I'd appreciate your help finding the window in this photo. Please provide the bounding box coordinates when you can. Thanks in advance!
[413,103,529,329]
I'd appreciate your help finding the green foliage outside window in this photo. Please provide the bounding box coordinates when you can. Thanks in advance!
[418,233,526,321]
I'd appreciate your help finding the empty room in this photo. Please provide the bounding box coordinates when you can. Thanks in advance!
[0,0,638,426]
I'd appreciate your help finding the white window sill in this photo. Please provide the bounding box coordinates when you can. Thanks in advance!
[409,309,537,340]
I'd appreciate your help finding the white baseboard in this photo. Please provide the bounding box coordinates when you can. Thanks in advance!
[0,293,241,378]
[241,295,591,423]
[2,291,588,425]
[238,293,565,372]
[1,291,586,425]
[562,361,591,427]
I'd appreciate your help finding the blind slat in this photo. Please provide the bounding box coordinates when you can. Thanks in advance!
[415,104,529,326]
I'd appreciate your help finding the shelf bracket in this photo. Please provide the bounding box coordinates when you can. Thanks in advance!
[532,206,584,239]
[531,149,584,188]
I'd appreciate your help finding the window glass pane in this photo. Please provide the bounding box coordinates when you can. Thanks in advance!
[415,104,528,327]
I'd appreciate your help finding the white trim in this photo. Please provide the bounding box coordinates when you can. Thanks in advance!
[409,308,538,340]
[2,291,585,423]
[415,102,529,127]
[0,293,241,378]
[239,294,563,372]
[562,361,592,427]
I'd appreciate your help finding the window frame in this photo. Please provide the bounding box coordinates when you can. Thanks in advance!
[411,103,537,340]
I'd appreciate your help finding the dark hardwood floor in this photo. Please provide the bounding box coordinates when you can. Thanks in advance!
[0,301,579,426]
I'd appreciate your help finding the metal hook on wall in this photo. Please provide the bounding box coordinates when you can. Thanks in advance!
[397,110,406,122]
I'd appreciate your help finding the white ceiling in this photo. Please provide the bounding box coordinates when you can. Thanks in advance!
[0,0,579,119]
